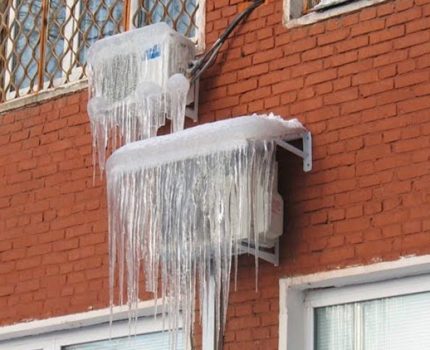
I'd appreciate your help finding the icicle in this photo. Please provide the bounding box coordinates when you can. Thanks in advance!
[106,115,306,350]
[87,23,195,174]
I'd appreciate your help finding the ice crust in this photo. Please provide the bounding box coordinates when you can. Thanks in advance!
[106,114,306,349]
[87,23,195,173]
[108,114,305,172]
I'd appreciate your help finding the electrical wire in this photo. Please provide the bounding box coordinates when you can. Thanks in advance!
[189,0,264,83]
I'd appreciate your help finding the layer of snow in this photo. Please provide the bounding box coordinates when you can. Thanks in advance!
[107,114,306,173]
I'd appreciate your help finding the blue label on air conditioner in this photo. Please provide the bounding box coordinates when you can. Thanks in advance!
[145,44,161,60]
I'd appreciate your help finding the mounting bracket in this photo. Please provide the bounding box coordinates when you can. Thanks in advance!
[238,240,280,266]
[236,130,312,267]
[277,131,313,172]
[185,78,199,122]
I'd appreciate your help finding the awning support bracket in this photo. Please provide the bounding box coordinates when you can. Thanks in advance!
[238,240,280,267]
[277,131,312,172]
[236,131,312,267]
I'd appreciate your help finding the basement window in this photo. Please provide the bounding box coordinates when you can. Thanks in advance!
[284,0,389,28]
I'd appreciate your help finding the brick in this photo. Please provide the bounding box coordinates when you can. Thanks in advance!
[359,79,394,97]
[227,79,258,95]
[288,37,316,54]
[272,78,304,94]
[325,51,357,68]
[252,48,283,64]
[237,63,269,80]
[305,69,337,86]
[336,217,370,233]
[395,71,429,88]
[394,30,430,49]
[410,42,430,58]
[319,246,355,265]
[355,240,393,257]
[351,18,385,37]
[386,7,422,27]
[318,28,349,45]
[324,88,358,105]
[359,42,392,59]
[377,2,395,16]
[292,60,323,77]
[336,35,369,53]
[398,96,430,113]
[16,256,41,270]
[370,25,405,44]
[302,46,334,62]
[338,59,373,77]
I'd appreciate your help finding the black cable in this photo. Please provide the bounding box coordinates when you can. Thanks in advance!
[189,0,264,83]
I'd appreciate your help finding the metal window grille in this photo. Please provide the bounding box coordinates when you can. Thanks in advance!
[0,0,200,103]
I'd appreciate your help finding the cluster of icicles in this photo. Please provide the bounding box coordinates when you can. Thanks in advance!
[86,23,193,173]
[88,73,189,173]
[105,115,305,350]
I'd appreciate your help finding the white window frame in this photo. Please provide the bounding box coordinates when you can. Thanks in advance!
[279,254,430,350]
[0,299,184,350]
[283,0,389,28]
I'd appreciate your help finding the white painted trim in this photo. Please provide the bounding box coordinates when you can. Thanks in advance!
[305,273,430,308]
[0,80,88,114]
[283,0,389,28]
[195,0,206,54]
[279,254,430,350]
[0,299,163,342]
[0,317,169,350]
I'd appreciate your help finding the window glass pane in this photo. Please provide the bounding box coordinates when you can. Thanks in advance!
[363,292,430,349]
[315,291,430,350]
[78,0,124,70]
[133,0,198,38]
[45,0,66,86]
[10,0,42,94]
[314,304,354,350]
[62,331,184,350]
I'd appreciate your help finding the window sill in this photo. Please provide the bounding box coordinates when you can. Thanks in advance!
[284,0,389,29]
[0,80,88,115]
[0,299,161,342]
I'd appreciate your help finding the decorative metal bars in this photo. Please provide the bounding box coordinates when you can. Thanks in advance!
[0,0,200,103]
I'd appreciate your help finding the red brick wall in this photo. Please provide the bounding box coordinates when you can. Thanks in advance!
[1,0,430,348]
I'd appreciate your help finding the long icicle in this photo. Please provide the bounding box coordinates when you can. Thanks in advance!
[106,139,276,350]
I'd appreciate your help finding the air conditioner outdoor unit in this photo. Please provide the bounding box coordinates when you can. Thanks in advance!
[87,22,199,171]
[87,22,197,113]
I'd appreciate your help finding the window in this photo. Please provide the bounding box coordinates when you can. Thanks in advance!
[62,331,184,350]
[279,255,430,350]
[0,301,185,350]
[311,278,430,349]
[0,0,204,104]
[284,0,388,28]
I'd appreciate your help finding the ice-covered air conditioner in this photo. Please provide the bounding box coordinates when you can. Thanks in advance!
[87,22,198,171]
